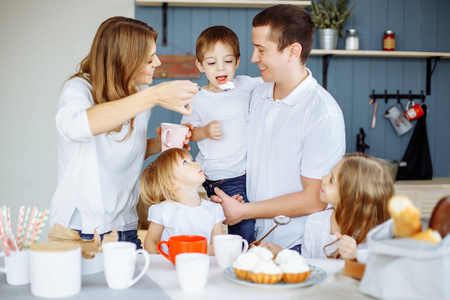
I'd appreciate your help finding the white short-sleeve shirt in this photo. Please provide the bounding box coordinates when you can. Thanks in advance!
[181,75,263,180]
[147,199,225,245]
[302,208,338,259]
[247,69,346,249]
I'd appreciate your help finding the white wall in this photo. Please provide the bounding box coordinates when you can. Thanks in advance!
[0,0,134,241]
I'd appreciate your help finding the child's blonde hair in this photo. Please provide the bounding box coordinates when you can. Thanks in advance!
[139,148,192,207]
[325,153,394,258]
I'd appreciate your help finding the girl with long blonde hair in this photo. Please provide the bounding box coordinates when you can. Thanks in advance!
[50,17,198,248]
[261,153,394,259]
[140,148,225,255]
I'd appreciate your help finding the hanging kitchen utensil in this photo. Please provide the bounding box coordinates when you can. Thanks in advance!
[384,103,413,136]
[368,99,378,129]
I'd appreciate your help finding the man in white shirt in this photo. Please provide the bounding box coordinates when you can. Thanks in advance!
[211,4,346,250]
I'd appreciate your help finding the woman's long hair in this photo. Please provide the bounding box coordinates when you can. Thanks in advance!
[71,17,158,141]
[325,153,394,258]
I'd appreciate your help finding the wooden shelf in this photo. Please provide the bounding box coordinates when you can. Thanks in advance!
[310,49,450,58]
[136,0,311,8]
[309,50,450,94]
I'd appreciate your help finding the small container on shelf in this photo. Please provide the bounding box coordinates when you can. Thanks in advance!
[383,30,395,51]
[345,29,359,50]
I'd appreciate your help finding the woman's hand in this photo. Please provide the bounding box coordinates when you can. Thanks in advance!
[181,123,193,151]
[205,120,222,140]
[151,80,198,115]
[335,232,357,260]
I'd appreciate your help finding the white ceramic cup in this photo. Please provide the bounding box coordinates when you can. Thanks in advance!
[29,241,81,298]
[213,234,249,268]
[102,241,150,290]
[176,253,210,293]
[0,250,30,285]
[161,123,189,151]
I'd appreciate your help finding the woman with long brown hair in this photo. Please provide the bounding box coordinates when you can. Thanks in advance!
[49,16,198,248]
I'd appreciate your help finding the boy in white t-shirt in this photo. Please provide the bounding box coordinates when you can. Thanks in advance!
[181,26,263,244]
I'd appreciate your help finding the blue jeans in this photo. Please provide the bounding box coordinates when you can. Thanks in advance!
[203,174,255,244]
[75,229,142,249]
[290,244,302,254]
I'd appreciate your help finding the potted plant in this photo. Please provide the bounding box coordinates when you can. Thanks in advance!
[309,0,357,50]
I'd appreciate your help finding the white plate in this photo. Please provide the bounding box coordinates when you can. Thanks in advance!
[223,265,326,289]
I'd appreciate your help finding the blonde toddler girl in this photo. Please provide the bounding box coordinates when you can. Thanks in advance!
[140,148,225,255]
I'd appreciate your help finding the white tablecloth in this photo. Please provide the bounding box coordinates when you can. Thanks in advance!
[137,254,375,300]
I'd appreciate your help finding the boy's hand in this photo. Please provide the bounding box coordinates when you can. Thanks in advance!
[335,232,357,260]
[206,120,222,140]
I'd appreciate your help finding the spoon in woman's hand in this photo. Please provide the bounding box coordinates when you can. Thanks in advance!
[250,215,291,247]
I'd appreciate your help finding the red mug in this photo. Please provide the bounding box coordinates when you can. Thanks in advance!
[157,235,207,265]
[405,102,424,121]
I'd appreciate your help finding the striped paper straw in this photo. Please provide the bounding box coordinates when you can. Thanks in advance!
[0,206,6,236]
[23,206,37,250]
[29,209,49,246]
[5,207,18,249]
[0,212,5,237]
[15,206,25,246]
[1,235,10,257]
[19,207,31,250]
[28,209,43,248]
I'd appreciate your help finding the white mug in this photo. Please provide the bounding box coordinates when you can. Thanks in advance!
[0,250,30,285]
[213,234,249,268]
[176,253,210,293]
[29,241,81,298]
[161,123,189,151]
[102,242,150,290]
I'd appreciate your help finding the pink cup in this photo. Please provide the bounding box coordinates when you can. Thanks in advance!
[161,123,189,151]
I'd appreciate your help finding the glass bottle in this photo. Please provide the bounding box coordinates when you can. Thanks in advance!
[345,29,359,50]
[383,30,395,51]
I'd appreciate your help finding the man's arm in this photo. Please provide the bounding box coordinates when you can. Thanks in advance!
[211,176,326,225]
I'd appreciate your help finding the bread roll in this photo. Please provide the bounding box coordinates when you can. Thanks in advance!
[411,229,442,244]
[388,195,422,238]
[429,196,450,238]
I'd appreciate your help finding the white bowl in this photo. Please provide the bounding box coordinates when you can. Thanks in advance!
[81,253,104,275]
[356,249,370,264]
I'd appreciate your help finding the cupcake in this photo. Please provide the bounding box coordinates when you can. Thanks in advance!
[232,252,262,280]
[279,259,311,284]
[274,249,305,265]
[249,260,283,284]
[247,246,274,261]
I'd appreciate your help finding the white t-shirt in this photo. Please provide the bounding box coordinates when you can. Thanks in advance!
[181,75,263,180]
[50,77,150,234]
[148,199,225,245]
[247,69,346,249]
[302,208,338,259]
